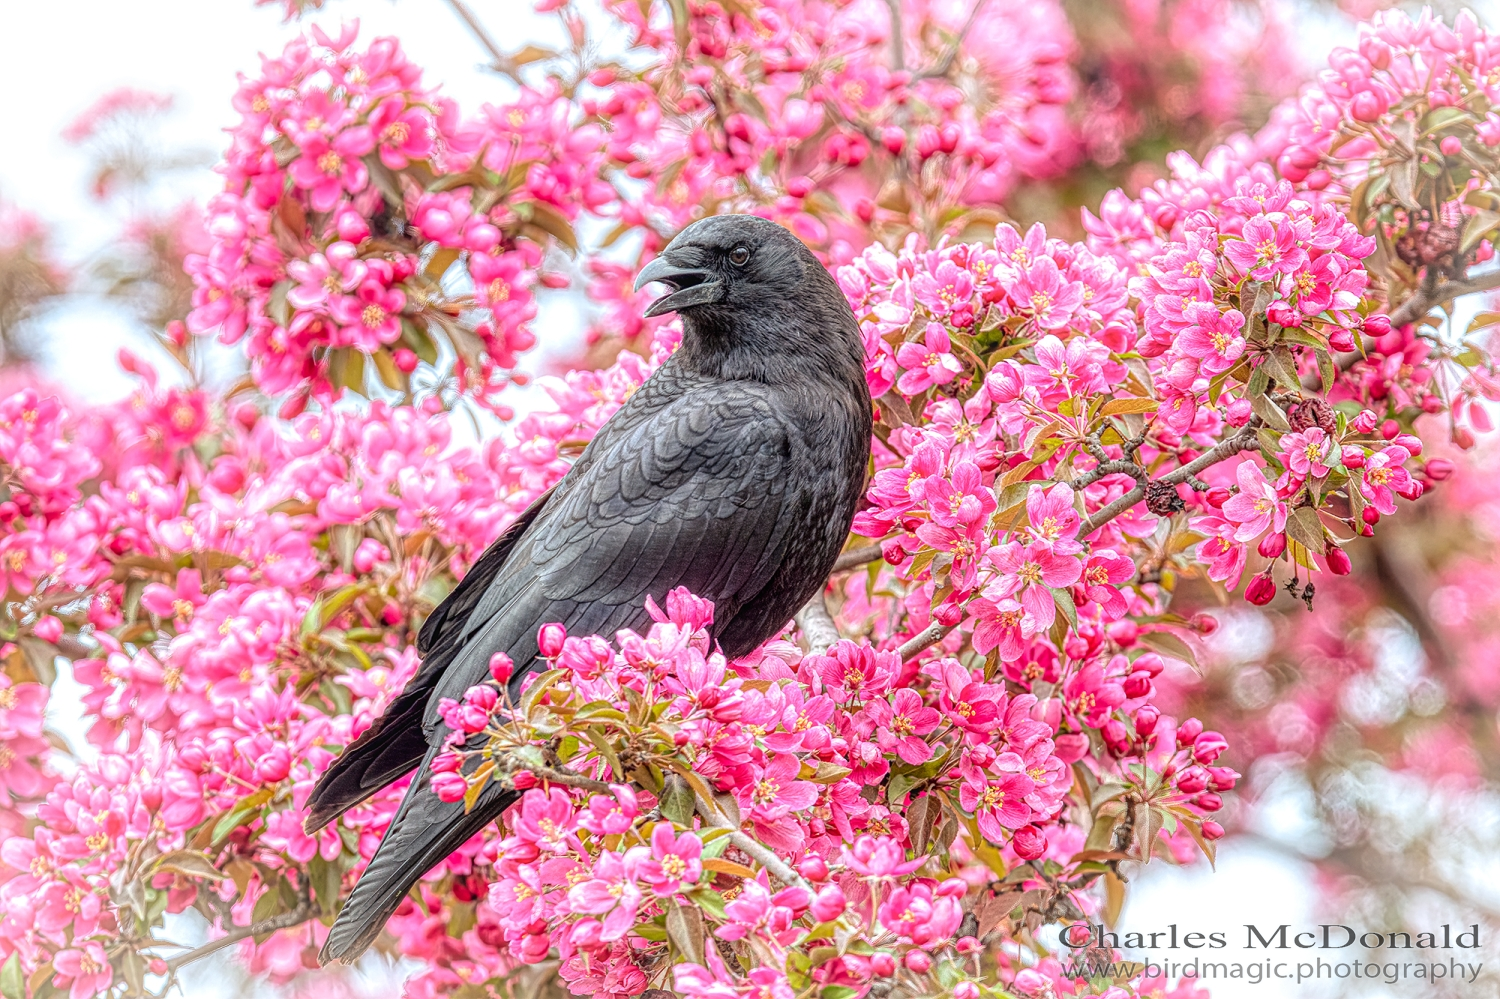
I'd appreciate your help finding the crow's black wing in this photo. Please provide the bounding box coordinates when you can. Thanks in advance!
[420,380,799,717]
[304,488,556,831]
[320,381,803,963]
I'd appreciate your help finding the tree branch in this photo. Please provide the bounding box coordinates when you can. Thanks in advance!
[833,543,886,572]
[884,0,905,72]
[1386,267,1500,328]
[1078,427,1261,537]
[896,621,955,662]
[795,593,842,655]
[443,0,521,79]
[693,793,811,891]
[164,898,319,972]
[914,0,989,79]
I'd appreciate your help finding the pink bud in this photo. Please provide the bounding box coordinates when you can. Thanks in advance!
[1176,717,1204,746]
[1351,89,1388,122]
[393,348,419,373]
[1205,486,1230,508]
[1123,672,1152,699]
[1441,135,1463,156]
[1193,731,1229,764]
[955,936,981,954]
[353,538,390,573]
[954,981,980,999]
[1202,820,1226,840]
[1327,327,1356,352]
[933,602,963,627]
[904,949,932,974]
[1011,823,1047,860]
[255,745,291,783]
[32,616,62,643]
[1286,144,1321,170]
[1134,705,1160,736]
[1102,719,1130,752]
[1425,458,1455,480]
[1362,506,1380,525]
[1363,314,1391,337]
[432,771,469,802]
[512,770,538,789]
[1132,652,1165,677]
[1191,612,1219,635]
[811,883,846,922]
[1341,446,1365,469]
[797,855,830,882]
[148,958,168,976]
[936,878,967,898]
[1325,545,1352,576]
[489,652,514,683]
[1196,792,1224,811]
[538,623,567,658]
[880,126,906,155]
[1393,433,1422,455]
[1207,766,1240,790]
[1225,398,1253,426]
[1381,419,1400,440]
[1053,733,1089,762]
[464,684,498,712]
[1257,532,1287,558]
[1245,572,1276,605]
[871,952,896,977]
[431,751,464,774]
[1177,767,1209,794]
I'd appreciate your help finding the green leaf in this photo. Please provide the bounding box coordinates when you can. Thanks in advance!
[1250,391,1291,432]
[1286,506,1326,554]
[660,775,696,827]
[1138,631,1200,672]
[1,952,23,999]
[1049,587,1079,631]
[149,849,227,882]
[665,901,706,966]
[211,788,273,845]
[1100,396,1158,417]
[309,854,344,917]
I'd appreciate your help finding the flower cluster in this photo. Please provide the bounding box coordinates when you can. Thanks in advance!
[434,587,1231,996]
[186,25,609,410]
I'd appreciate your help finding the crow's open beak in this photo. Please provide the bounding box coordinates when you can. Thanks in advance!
[634,255,724,317]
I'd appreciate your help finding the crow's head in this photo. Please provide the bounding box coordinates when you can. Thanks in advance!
[633,214,865,379]
[632,215,827,318]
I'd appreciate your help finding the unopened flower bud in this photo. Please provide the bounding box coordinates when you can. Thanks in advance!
[954,981,981,999]
[1196,792,1224,811]
[936,878,967,898]
[797,855,830,882]
[1381,419,1400,440]
[1363,314,1392,337]
[1205,486,1230,508]
[489,652,514,683]
[871,952,896,977]
[1177,717,1204,746]
[955,935,981,954]
[1193,731,1229,764]
[1245,573,1276,605]
[1191,612,1219,635]
[538,622,567,658]
[1135,705,1160,736]
[1123,672,1152,699]
[1201,820,1226,840]
[432,771,468,802]
[1258,532,1287,558]
[1177,767,1209,794]
[1325,544,1352,575]
[811,883,847,922]
[1132,652,1165,677]
[1012,823,1047,859]
[905,949,933,974]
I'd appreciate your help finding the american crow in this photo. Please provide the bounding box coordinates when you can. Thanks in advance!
[308,214,873,962]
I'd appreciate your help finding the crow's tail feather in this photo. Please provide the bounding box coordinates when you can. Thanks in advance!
[319,764,518,964]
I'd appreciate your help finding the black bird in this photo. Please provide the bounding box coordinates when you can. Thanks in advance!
[307,213,873,963]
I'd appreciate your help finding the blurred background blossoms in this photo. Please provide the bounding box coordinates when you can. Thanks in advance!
[2,1,1500,999]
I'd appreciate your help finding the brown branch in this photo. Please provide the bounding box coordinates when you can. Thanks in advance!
[164,898,319,972]
[896,621,955,661]
[1078,426,1261,537]
[914,0,989,80]
[794,594,842,655]
[1387,268,1500,328]
[693,793,811,891]
[884,0,905,72]
[443,0,521,79]
[833,543,886,572]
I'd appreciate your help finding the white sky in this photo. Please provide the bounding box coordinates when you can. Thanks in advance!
[6,1,1469,996]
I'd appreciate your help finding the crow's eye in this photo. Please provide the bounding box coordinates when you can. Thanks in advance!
[729,246,751,266]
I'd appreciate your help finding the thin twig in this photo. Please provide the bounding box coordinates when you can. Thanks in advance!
[1078,427,1261,537]
[914,0,989,79]
[896,621,956,662]
[532,765,612,794]
[164,898,319,972]
[693,793,811,891]
[794,593,843,655]
[884,0,905,72]
[832,543,886,572]
[443,0,520,78]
